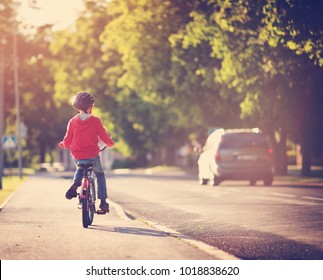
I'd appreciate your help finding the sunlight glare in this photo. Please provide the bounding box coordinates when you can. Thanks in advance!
[17,0,84,30]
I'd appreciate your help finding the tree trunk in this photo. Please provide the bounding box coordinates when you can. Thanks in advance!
[274,128,288,175]
[165,145,176,165]
[301,142,312,176]
[39,144,46,163]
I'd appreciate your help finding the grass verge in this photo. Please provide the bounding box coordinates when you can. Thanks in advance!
[0,169,34,206]
[0,176,26,206]
[145,165,183,173]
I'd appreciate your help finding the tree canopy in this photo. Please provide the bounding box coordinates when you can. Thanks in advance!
[2,0,322,174]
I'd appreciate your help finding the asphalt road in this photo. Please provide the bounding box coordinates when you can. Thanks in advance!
[107,169,323,260]
[1,170,323,260]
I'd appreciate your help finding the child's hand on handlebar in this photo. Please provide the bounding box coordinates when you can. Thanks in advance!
[58,141,65,149]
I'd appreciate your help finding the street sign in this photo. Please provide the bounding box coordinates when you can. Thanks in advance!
[3,135,16,149]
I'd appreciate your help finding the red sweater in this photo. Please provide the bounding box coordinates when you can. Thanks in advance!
[59,115,114,160]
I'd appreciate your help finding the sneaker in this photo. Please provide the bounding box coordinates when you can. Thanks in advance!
[99,200,110,213]
[65,182,80,200]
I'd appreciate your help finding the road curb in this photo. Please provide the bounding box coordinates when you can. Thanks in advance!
[110,199,240,260]
[0,182,24,211]
[145,220,241,260]
[0,186,21,211]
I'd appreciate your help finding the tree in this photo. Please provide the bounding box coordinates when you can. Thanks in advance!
[99,0,191,163]
[1,1,67,166]
[11,24,71,165]
[169,0,323,174]
[274,0,323,175]
[99,0,244,163]
[48,0,322,171]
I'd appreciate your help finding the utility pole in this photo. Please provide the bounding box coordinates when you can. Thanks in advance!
[0,37,5,189]
[13,24,22,179]
[12,1,23,179]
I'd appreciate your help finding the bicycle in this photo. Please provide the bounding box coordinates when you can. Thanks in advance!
[77,159,106,228]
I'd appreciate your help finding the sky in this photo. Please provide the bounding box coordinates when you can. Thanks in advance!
[17,0,84,30]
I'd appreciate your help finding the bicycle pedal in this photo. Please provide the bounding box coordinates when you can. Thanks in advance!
[96,210,106,215]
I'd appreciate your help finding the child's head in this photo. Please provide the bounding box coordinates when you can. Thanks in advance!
[72,91,95,113]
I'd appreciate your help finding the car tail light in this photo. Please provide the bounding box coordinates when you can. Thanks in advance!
[267,148,273,160]
[215,150,221,163]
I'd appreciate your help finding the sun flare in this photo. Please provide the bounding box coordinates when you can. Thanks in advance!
[17,0,84,30]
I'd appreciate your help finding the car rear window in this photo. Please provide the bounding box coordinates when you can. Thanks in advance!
[219,133,269,149]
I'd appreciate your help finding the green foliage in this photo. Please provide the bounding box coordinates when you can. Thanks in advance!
[2,0,322,172]
[18,25,70,164]
[1,2,64,166]
[48,0,322,170]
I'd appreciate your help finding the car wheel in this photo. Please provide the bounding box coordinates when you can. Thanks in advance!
[211,176,221,186]
[263,176,273,186]
[199,179,208,185]
[249,179,257,186]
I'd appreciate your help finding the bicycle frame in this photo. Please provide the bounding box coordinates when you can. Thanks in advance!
[79,169,92,201]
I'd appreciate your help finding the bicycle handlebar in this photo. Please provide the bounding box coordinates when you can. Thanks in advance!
[98,139,107,152]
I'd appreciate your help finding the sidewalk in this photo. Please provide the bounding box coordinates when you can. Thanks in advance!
[274,165,323,187]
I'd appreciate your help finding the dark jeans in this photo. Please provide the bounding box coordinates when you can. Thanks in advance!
[73,156,107,200]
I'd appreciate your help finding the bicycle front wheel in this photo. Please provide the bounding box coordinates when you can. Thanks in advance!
[81,179,96,228]
[82,199,90,228]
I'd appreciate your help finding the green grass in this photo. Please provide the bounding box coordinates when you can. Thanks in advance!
[0,176,26,206]
[146,165,183,172]
[0,169,34,206]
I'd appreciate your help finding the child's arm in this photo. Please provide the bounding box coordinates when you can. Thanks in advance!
[97,118,115,147]
[58,120,74,149]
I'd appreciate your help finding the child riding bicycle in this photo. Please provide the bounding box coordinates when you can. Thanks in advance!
[58,91,115,213]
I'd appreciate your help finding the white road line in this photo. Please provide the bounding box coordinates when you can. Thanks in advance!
[270,192,296,198]
[219,190,320,205]
[255,195,319,206]
[203,185,323,206]
[302,196,323,202]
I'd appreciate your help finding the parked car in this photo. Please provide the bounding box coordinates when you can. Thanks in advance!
[198,128,274,186]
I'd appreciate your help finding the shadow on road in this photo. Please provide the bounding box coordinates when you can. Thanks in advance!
[89,225,170,237]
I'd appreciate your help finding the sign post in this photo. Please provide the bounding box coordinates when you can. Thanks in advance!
[0,38,4,189]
